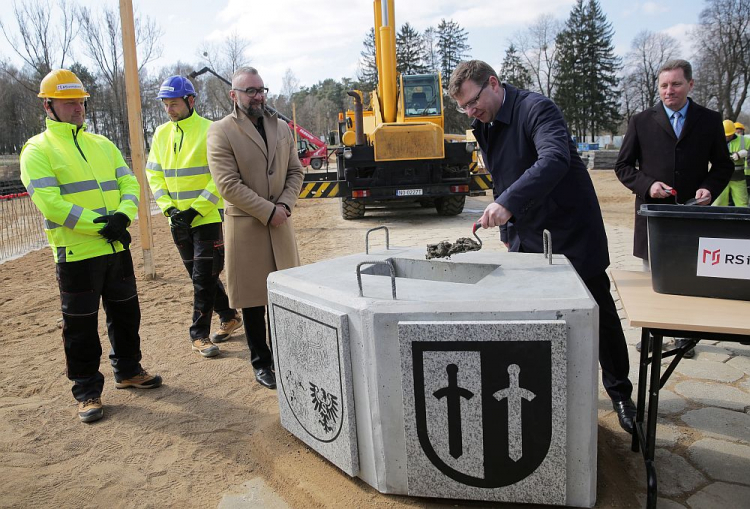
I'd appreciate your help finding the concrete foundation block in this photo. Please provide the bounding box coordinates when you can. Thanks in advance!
[267,247,600,507]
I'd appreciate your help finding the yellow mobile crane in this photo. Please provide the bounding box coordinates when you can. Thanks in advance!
[334,0,475,219]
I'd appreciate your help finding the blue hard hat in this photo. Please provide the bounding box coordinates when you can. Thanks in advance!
[157,76,196,99]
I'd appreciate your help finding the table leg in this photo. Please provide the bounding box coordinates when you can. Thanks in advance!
[645,332,663,509]
[632,328,651,453]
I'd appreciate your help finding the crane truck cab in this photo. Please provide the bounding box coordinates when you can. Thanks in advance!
[336,0,473,220]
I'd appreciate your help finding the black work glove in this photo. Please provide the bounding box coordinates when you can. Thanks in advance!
[166,206,179,219]
[93,212,130,243]
[118,230,132,250]
[171,208,200,229]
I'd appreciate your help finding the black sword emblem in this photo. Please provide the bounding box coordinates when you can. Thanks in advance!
[433,363,474,458]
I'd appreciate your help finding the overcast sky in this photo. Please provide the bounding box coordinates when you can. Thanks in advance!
[0,0,706,92]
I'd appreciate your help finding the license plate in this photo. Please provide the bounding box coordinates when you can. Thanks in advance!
[396,188,423,196]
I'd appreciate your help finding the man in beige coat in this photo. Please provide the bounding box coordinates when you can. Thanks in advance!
[207,67,304,389]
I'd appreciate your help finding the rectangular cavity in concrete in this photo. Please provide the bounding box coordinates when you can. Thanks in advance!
[360,257,500,284]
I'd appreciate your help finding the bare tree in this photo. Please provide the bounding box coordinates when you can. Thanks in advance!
[512,14,562,97]
[691,0,750,119]
[281,68,300,99]
[0,63,45,153]
[0,0,78,80]
[620,76,640,125]
[622,30,679,117]
[194,32,250,120]
[422,27,440,72]
[76,4,163,152]
[223,31,250,76]
[271,68,301,117]
[197,30,249,77]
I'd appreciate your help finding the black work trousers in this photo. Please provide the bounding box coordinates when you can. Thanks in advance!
[241,306,273,370]
[56,250,143,403]
[171,222,234,340]
[583,271,633,402]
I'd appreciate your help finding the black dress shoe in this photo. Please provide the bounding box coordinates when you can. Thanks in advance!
[635,338,668,353]
[254,367,276,389]
[675,339,695,359]
[612,399,636,435]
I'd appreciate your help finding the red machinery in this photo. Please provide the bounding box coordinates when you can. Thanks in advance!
[188,67,329,170]
[272,109,329,170]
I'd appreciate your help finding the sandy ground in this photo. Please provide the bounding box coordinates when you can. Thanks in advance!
[0,170,642,508]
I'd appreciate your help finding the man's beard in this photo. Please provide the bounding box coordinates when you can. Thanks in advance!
[242,102,265,119]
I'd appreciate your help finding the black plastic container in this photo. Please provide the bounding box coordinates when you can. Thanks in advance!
[639,204,750,300]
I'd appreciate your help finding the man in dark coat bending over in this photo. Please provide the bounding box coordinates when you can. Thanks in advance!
[449,59,635,434]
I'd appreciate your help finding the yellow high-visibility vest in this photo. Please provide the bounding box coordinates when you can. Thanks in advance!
[20,118,139,263]
[146,111,223,226]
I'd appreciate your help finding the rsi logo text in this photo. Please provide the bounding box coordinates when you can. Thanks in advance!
[702,249,750,265]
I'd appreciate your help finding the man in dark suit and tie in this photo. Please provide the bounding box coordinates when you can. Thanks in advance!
[449,60,636,435]
[615,59,733,358]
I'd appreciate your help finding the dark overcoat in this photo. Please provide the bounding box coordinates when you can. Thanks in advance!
[615,99,733,259]
[472,83,610,281]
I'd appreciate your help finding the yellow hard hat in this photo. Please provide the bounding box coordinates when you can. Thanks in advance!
[735,121,746,130]
[723,119,736,136]
[38,69,90,100]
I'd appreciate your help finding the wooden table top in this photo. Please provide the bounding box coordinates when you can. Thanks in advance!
[611,270,750,336]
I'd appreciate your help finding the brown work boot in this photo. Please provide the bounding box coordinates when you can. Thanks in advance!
[78,397,104,423]
[115,369,163,389]
[211,313,243,343]
[191,338,220,357]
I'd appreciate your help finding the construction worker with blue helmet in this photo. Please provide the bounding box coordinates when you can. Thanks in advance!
[157,75,196,115]
[20,69,163,423]
[146,75,241,358]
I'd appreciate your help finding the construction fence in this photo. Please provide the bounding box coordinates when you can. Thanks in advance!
[0,179,160,264]
[0,179,47,263]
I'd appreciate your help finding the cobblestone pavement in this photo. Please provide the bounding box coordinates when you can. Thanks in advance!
[604,223,750,508]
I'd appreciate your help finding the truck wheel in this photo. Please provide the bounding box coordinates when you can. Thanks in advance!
[435,195,465,216]
[310,158,323,170]
[341,198,365,220]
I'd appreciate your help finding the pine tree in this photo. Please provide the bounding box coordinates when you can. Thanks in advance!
[554,0,621,140]
[436,19,471,88]
[553,0,586,139]
[396,22,428,75]
[357,28,378,91]
[500,44,533,89]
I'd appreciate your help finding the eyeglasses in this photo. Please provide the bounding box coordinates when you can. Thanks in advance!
[456,79,490,113]
[232,87,269,97]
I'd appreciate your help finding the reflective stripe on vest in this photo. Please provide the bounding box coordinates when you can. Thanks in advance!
[146,112,223,227]
[20,118,139,263]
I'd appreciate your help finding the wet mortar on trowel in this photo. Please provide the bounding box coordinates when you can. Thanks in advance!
[425,237,481,259]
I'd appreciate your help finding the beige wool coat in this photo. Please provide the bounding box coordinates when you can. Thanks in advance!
[207,106,304,308]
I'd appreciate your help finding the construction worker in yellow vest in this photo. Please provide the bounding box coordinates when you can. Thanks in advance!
[713,119,749,207]
[737,121,750,197]
[20,69,162,424]
[146,76,241,358]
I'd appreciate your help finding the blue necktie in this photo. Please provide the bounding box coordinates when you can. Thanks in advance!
[672,112,683,138]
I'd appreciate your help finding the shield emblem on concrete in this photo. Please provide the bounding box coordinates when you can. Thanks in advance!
[270,291,359,477]
[412,340,553,488]
[274,304,346,442]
